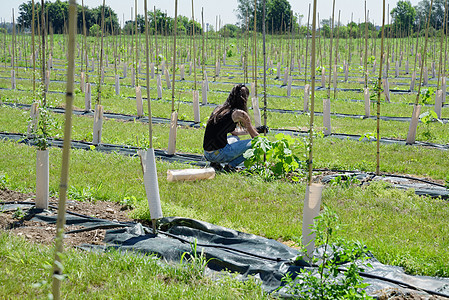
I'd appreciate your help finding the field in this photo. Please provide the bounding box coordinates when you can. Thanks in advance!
[1,13,449,299]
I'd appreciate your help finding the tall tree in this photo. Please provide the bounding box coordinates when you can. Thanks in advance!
[391,0,416,35]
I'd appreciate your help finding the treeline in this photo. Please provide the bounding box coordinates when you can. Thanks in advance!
[16,0,202,36]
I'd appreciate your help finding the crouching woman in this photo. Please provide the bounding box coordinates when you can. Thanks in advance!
[203,84,259,169]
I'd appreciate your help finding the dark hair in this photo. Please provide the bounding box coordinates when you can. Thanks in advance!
[207,84,249,125]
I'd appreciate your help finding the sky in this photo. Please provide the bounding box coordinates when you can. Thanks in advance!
[1,0,423,28]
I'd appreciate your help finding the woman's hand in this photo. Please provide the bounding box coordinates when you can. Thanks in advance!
[231,109,259,138]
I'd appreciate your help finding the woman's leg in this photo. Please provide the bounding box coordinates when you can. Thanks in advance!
[222,139,252,167]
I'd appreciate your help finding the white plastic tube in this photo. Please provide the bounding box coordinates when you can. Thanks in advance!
[252,97,262,127]
[180,64,185,80]
[287,75,292,98]
[27,102,39,136]
[11,70,15,89]
[364,88,370,118]
[167,168,215,182]
[193,90,200,123]
[131,68,135,87]
[143,148,163,220]
[157,75,163,99]
[136,86,144,117]
[302,183,324,261]
[442,77,447,103]
[164,69,171,89]
[283,68,288,86]
[80,71,85,92]
[167,111,178,155]
[423,68,428,86]
[435,89,443,119]
[323,98,331,136]
[123,63,127,78]
[410,71,416,91]
[36,149,49,209]
[202,80,208,105]
[93,104,104,145]
[150,62,155,79]
[303,84,310,112]
[321,67,325,88]
[84,83,91,112]
[332,65,337,90]
[406,104,421,145]
[114,74,120,96]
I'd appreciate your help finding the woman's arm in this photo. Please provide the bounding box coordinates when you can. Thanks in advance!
[231,110,259,138]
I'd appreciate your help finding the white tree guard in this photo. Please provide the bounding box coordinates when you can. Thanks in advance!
[84,83,91,111]
[202,80,208,105]
[435,90,443,119]
[364,88,370,118]
[136,86,144,117]
[406,105,422,145]
[93,104,104,145]
[167,111,178,155]
[36,149,49,209]
[115,74,120,96]
[143,148,163,220]
[302,183,323,261]
[323,98,332,136]
[303,84,310,113]
[27,102,39,137]
[193,90,200,123]
[252,97,262,128]
[157,75,163,99]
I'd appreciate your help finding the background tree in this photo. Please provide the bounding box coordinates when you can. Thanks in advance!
[391,0,416,36]
[415,0,448,31]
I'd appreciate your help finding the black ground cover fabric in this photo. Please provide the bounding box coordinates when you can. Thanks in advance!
[2,203,449,298]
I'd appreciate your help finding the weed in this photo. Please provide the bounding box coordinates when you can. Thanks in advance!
[329,175,361,188]
[419,111,443,140]
[180,238,214,281]
[0,173,9,190]
[120,196,137,210]
[281,206,373,299]
[13,207,25,220]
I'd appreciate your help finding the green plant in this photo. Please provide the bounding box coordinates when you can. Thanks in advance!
[180,238,214,280]
[419,88,434,105]
[419,111,443,140]
[329,175,361,189]
[0,173,9,190]
[120,196,137,210]
[358,132,375,142]
[243,133,304,181]
[13,207,25,220]
[281,206,373,299]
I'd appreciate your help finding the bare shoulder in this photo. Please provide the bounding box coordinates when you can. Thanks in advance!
[231,109,249,123]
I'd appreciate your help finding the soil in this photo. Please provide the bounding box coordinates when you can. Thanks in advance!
[0,188,134,247]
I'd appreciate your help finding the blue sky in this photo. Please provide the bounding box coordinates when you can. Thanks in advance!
[1,0,422,28]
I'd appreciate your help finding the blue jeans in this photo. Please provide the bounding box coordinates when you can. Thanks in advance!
[204,136,252,167]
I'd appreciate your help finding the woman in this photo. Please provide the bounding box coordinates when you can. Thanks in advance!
[203,84,262,170]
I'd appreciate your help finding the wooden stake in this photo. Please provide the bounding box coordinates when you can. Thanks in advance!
[51,0,76,298]
[376,0,386,176]
[308,0,317,184]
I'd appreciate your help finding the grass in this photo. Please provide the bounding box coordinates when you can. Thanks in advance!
[0,140,448,279]
[0,232,267,299]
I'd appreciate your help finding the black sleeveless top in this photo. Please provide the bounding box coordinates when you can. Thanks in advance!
[203,109,237,151]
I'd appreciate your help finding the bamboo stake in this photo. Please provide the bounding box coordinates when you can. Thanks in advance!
[135,0,138,86]
[41,0,46,105]
[191,0,196,90]
[414,0,433,107]
[305,4,311,85]
[51,0,76,298]
[406,0,433,145]
[171,0,178,113]
[364,1,368,88]
[376,0,386,176]
[327,0,336,99]
[81,0,87,75]
[253,0,257,96]
[31,0,36,95]
[333,10,341,100]
[96,0,105,106]
[201,8,205,80]
[154,6,158,74]
[308,0,317,184]
[437,1,447,89]
[144,0,158,233]
[262,0,267,135]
